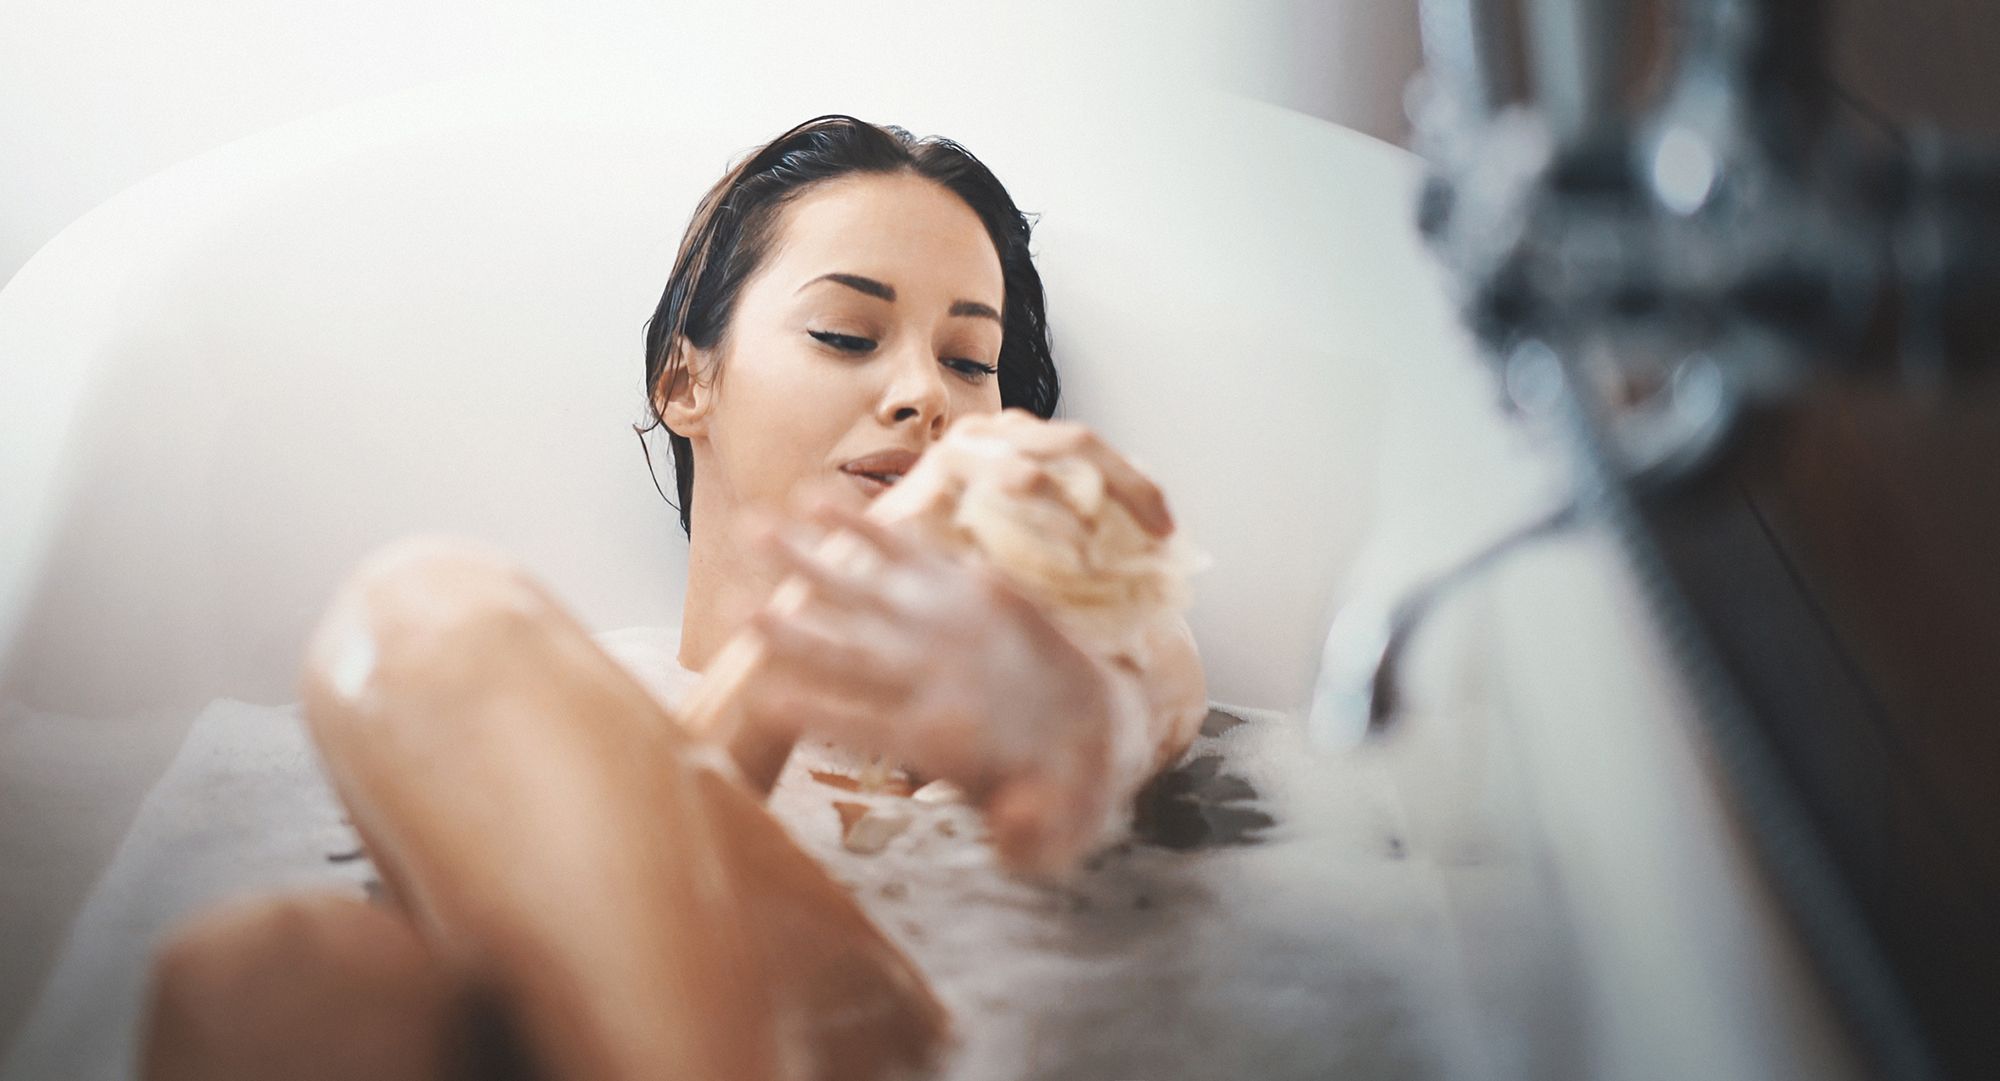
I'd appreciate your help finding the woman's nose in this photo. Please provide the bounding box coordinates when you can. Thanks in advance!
[876,346,950,438]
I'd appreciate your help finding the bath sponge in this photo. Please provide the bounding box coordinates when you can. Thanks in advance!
[878,441,1201,656]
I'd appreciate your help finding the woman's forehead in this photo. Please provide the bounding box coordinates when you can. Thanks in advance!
[761,174,1003,304]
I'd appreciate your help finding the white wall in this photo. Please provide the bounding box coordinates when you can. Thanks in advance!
[23,0,2000,295]
[1217,0,1424,146]
[1,0,1434,290]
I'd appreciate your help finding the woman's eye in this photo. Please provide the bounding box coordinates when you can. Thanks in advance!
[809,330,876,353]
[812,330,994,382]
[945,358,1000,382]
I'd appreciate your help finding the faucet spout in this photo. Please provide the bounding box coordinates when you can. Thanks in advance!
[1307,497,1582,746]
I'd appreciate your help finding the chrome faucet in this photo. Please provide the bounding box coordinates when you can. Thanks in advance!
[1306,495,1580,747]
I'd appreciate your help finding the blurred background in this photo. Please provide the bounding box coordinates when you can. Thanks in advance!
[0,0,1426,291]
[11,0,2000,292]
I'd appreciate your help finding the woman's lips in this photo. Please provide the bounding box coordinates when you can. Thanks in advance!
[846,470,894,497]
[839,448,920,498]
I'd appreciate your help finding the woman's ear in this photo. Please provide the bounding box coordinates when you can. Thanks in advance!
[657,344,714,438]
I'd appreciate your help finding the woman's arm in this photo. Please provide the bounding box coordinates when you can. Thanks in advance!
[997,612,1205,871]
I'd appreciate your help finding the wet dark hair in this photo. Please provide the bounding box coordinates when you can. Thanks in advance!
[638,114,1060,536]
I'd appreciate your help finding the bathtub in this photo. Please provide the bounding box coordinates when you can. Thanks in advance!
[0,68,1857,1079]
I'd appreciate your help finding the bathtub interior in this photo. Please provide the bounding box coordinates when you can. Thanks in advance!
[0,71,1441,720]
[0,70,1582,1076]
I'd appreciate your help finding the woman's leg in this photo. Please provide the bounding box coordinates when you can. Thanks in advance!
[291,537,948,1081]
[142,893,463,1081]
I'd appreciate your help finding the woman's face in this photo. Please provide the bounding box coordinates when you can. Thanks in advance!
[674,171,1007,526]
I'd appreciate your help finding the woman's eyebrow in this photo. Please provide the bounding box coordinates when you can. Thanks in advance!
[949,300,1001,323]
[801,273,1000,323]
[802,272,894,301]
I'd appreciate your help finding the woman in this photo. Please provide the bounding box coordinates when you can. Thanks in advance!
[142,116,1207,1081]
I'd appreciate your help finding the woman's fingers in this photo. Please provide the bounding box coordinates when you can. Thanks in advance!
[983,780,1052,872]
[802,501,923,563]
[1080,449,1173,537]
[745,684,897,757]
[747,608,910,706]
[991,455,1065,502]
[951,412,1174,537]
[756,525,893,615]
[744,670,982,778]
[984,774,1098,877]
[1039,427,1173,537]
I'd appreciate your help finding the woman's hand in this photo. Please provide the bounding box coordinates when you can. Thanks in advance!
[743,500,1142,876]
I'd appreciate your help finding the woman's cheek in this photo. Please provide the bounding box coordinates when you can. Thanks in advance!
[959,380,1004,417]
[749,355,843,495]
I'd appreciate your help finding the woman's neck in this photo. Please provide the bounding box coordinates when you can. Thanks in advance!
[678,505,780,674]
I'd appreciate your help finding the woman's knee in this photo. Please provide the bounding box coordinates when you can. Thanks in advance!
[301,536,561,739]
